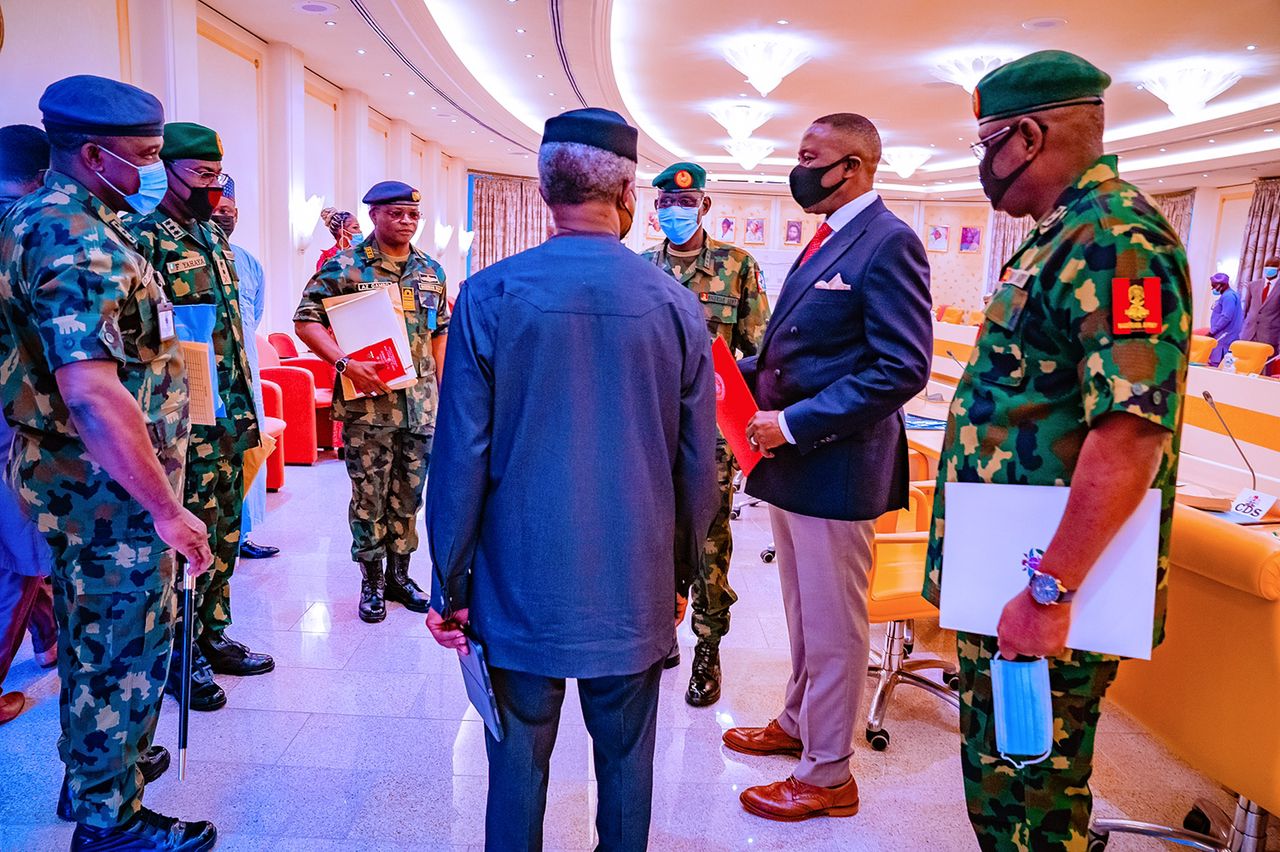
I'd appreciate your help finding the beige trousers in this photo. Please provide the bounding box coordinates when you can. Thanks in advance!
[769,504,876,787]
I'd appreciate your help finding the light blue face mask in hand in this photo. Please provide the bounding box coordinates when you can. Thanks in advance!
[990,654,1054,768]
[658,206,701,245]
[97,146,169,216]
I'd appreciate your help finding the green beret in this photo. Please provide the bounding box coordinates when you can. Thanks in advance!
[161,122,224,162]
[973,50,1110,122]
[653,162,706,193]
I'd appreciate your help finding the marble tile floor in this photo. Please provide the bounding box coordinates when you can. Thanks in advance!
[0,458,1273,851]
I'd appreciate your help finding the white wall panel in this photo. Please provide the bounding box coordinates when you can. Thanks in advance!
[196,33,263,257]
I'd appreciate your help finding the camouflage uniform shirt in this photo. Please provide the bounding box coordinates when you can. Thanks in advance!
[294,236,450,437]
[923,156,1191,656]
[642,234,769,355]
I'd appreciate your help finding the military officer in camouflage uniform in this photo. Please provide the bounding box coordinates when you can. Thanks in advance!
[295,180,448,623]
[132,122,272,713]
[641,162,770,706]
[0,74,217,851]
[923,52,1190,852]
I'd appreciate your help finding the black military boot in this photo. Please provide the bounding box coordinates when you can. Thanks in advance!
[57,747,172,821]
[685,642,722,707]
[199,632,275,676]
[70,806,217,851]
[384,553,431,613]
[165,641,226,712]
[359,559,387,623]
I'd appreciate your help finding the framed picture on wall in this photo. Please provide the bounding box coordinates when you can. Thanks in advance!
[744,218,766,245]
[926,224,950,253]
[645,211,663,241]
[717,216,737,242]
[960,226,982,253]
[784,219,803,246]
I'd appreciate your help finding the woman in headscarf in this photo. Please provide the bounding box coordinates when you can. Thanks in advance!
[316,207,362,270]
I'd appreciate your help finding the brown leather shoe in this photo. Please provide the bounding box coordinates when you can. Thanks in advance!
[0,692,26,725]
[740,775,860,822]
[722,719,803,757]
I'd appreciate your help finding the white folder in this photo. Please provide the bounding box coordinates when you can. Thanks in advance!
[322,288,418,400]
[939,482,1161,659]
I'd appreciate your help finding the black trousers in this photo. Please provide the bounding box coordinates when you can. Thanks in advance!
[484,659,664,852]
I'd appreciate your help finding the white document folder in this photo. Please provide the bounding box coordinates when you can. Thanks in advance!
[322,288,418,400]
[939,482,1161,659]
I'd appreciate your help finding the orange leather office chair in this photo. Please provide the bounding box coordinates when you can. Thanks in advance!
[864,482,959,750]
[1229,340,1275,375]
[940,305,965,325]
[1188,334,1215,365]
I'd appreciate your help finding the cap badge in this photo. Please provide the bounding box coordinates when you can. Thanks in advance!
[675,170,693,189]
[972,87,982,119]
[411,190,421,202]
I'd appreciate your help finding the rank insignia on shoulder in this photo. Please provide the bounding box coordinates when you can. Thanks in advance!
[364,246,376,260]
[161,219,185,240]
[1111,277,1163,335]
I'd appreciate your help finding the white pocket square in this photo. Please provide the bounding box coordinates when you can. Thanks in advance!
[814,274,852,291]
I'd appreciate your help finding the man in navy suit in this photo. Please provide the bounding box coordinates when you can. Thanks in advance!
[721,113,933,821]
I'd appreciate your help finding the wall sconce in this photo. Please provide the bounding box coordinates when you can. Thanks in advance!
[458,228,476,255]
[435,221,455,253]
[880,147,934,179]
[293,193,325,254]
[721,34,812,97]
[1140,58,1243,117]
[724,138,776,170]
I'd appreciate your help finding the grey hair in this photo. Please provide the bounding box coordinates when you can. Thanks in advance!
[538,142,634,206]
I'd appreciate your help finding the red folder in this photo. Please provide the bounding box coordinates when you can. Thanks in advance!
[712,337,764,476]
[348,337,407,383]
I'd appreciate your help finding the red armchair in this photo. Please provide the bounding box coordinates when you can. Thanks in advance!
[257,334,319,465]
[269,332,300,359]
[259,379,287,491]
[280,355,342,451]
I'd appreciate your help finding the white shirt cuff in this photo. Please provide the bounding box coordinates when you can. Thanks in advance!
[777,410,797,444]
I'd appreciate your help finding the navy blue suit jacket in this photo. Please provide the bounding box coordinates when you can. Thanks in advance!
[740,198,933,521]
[426,235,719,679]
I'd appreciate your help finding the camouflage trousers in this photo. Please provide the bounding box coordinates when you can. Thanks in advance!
[183,453,244,641]
[957,632,1119,852]
[51,561,175,828]
[342,422,431,562]
[685,439,738,648]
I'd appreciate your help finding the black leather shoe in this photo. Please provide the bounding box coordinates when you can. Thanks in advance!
[165,647,226,712]
[57,747,172,821]
[239,540,280,560]
[384,554,430,613]
[664,650,681,670]
[70,807,217,851]
[686,642,722,707]
[199,633,274,676]
[359,560,386,623]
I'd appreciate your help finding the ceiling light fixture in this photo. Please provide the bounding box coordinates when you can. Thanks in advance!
[1021,16,1067,30]
[724,138,776,170]
[516,28,525,34]
[1139,58,1243,117]
[880,146,934,179]
[383,72,392,77]
[525,53,534,59]
[931,51,1018,94]
[1266,128,1276,133]
[356,48,366,55]
[721,34,812,97]
[408,90,415,96]
[292,1,337,13]
[777,19,789,25]
[1247,45,1257,51]
[708,102,774,140]
[325,20,337,26]
[536,74,545,78]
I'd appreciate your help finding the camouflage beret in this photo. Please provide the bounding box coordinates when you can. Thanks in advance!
[654,162,707,192]
[162,122,224,161]
[973,50,1110,122]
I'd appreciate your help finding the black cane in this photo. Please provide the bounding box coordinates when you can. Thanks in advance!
[177,555,193,780]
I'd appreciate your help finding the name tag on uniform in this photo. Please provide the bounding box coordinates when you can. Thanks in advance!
[167,256,207,275]
[157,298,176,341]
[1001,268,1034,289]
[214,257,233,288]
[401,287,416,314]
[416,271,440,291]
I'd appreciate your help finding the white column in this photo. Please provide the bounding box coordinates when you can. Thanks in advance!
[337,89,371,227]
[127,0,200,119]
[444,157,469,289]
[260,41,307,332]
[1185,186,1222,327]
[387,120,415,184]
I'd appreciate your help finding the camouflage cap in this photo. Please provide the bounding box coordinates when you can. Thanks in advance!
[161,122,224,161]
[654,162,706,193]
[973,50,1110,122]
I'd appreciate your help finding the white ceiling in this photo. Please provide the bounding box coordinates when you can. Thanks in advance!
[206,0,1280,199]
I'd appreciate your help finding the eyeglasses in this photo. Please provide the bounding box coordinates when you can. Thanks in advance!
[656,193,704,209]
[970,125,1013,161]
[174,163,228,188]
[381,209,421,222]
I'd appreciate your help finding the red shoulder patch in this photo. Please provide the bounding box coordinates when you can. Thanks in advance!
[1111,277,1163,335]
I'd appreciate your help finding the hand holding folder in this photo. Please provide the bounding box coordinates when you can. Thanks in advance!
[711,337,764,475]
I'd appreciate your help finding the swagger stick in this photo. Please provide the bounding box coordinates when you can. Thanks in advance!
[178,555,194,780]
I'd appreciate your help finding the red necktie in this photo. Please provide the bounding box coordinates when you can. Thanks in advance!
[1263,282,1273,305]
[798,222,833,267]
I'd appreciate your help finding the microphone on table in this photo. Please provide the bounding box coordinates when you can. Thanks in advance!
[945,349,966,371]
[1202,391,1257,491]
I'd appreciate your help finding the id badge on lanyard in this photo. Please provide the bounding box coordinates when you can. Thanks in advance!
[157,296,177,341]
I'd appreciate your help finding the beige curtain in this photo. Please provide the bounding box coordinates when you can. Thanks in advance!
[985,211,1035,295]
[1238,177,1280,283]
[471,172,552,273]
[1153,189,1195,246]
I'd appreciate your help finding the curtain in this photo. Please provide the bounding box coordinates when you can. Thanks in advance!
[1238,177,1280,283]
[985,211,1035,295]
[471,172,552,273]
[1152,189,1195,246]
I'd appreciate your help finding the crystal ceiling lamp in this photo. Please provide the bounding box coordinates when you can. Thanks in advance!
[931,52,1016,93]
[880,147,934,179]
[1139,58,1243,117]
[721,34,812,97]
[709,102,775,140]
[724,138,776,170]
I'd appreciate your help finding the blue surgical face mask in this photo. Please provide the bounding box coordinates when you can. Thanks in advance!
[658,206,701,245]
[97,145,169,216]
[1264,266,1279,279]
[990,655,1053,768]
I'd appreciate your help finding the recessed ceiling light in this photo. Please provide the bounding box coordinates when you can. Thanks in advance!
[1159,147,1167,151]
[430,105,437,110]
[1136,84,1145,90]
[383,72,391,77]
[777,19,789,24]
[292,1,336,13]
[930,143,936,148]
[1158,179,1164,183]
[324,20,336,26]
[1266,128,1276,133]
[408,90,415,96]
[548,92,555,96]
[451,119,457,123]
[1022,16,1067,29]
[356,49,366,55]
[1209,138,1216,143]
[471,130,476,134]
[516,28,526,34]
[1247,44,1257,51]
[525,53,534,59]
[738,93,748,97]
[536,74,545,79]
[1203,173,1209,177]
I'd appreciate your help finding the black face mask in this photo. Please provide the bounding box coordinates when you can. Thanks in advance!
[211,213,236,237]
[978,123,1047,210]
[169,167,224,222]
[789,156,855,210]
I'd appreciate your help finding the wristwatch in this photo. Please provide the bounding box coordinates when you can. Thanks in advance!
[334,356,350,374]
[1028,570,1075,606]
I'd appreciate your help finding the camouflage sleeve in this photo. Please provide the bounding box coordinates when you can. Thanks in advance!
[734,252,770,357]
[293,261,339,327]
[432,260,450,337]
[30,241,130,369]
[1066,216,1191,432]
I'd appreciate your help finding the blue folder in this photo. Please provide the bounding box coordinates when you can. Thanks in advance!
[172,303,227,418]
[460,633,504,742]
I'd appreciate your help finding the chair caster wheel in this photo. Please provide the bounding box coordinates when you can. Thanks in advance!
[1086,830,1108,851]
[760,548,775,563]
[946,672,961,691]
[1183,806,1211,835]
[865,728,889,751]
[903,641,914,658]
[730,508,741,520]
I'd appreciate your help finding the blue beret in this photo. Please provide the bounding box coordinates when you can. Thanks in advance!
[362,180,421,206]
[542,108,637,162]
[0,125,50,179]
[39,75,165,137]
